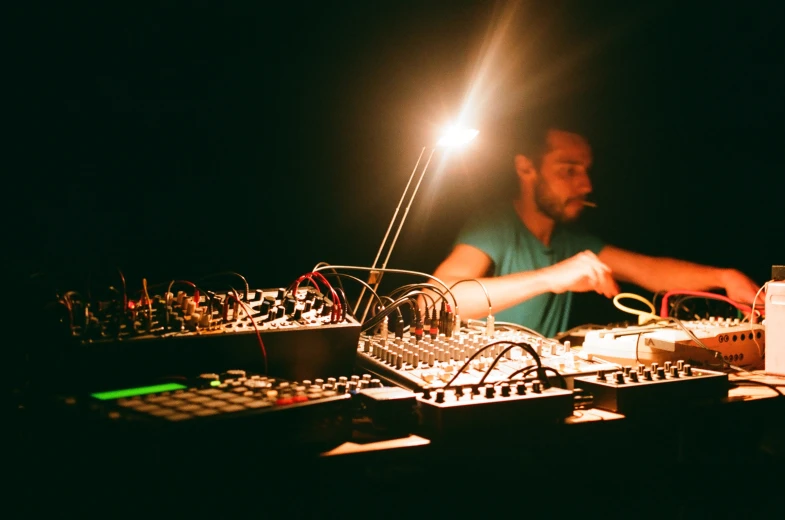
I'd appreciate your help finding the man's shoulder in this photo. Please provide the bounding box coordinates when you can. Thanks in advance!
[464,202,516,228]
[454,202,517,254]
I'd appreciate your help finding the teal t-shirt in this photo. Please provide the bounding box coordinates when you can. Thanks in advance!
[455,204,605,337]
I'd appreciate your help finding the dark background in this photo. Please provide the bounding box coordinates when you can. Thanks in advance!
[10,0,785,327]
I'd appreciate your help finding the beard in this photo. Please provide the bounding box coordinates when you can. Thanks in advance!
[533,176,582,224]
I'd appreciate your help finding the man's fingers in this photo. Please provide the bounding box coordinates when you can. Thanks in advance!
[597,274,615,298]
[592,264,618,298]
[586,268,600,289]
[582,251,611,273]
[605,277,621,298]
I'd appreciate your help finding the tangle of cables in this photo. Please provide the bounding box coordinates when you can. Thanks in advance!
[312,264,466,338]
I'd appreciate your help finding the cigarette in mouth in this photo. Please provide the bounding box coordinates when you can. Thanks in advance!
[581,201,598,208]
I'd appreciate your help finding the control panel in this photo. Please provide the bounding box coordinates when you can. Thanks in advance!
[357,327,618,391]
[573,361,728,414]
[579,319,764,371]
[56,369,366,450]
[67,286,347,341]
[88,370,350,424]
[42,287,361,390]
[356,378,575,438]
[416,380,575,436]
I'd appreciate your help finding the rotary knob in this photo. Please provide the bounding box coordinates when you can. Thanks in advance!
[198,373,220,385]
[531,380,542,393]
[284,298,296,314]
[484,384,495,398]
[224,369,246,380]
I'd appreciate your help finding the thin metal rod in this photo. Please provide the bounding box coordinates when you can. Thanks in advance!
[353,146,427,316]
[360,147,437,322]
[380,147,437,271]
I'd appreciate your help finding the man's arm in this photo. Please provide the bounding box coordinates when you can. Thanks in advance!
[598,245,762,304]
[432,245,619,320]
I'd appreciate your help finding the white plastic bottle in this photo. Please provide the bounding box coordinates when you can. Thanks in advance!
[765,278,785,376]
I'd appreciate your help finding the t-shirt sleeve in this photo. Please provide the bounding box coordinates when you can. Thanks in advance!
[453,212,506,266]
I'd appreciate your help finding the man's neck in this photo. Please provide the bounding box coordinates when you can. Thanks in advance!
[513,198,555,247]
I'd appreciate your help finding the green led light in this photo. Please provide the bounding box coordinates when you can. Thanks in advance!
[91,383,188,401]
[210,380,221,387]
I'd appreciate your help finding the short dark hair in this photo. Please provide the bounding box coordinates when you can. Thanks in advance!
[517,121,590,169]
[478,108,592,196]
[503,107,591,169]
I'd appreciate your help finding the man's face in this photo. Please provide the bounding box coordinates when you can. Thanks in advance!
[532,130,593,223]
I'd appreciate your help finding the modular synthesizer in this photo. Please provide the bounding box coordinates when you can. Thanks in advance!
[41,284,361,391]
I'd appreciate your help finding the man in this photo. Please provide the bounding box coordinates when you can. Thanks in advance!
[431,125,762,338]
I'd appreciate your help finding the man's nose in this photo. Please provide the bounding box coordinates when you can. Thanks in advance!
[575,170,592,194]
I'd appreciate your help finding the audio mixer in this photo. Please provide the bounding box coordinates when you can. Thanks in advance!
[573,361,728,414]
[578,318,765,371]
[43,286,361,391]
[356,325,619,391]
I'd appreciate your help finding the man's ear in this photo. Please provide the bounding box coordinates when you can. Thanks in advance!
[514,154,535,180]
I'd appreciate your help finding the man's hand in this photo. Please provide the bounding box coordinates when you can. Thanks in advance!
[722,269,764,306]
[544,250,620,298]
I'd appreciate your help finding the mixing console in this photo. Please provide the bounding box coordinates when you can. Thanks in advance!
[573,361,728,414]
[356,326,618,390]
